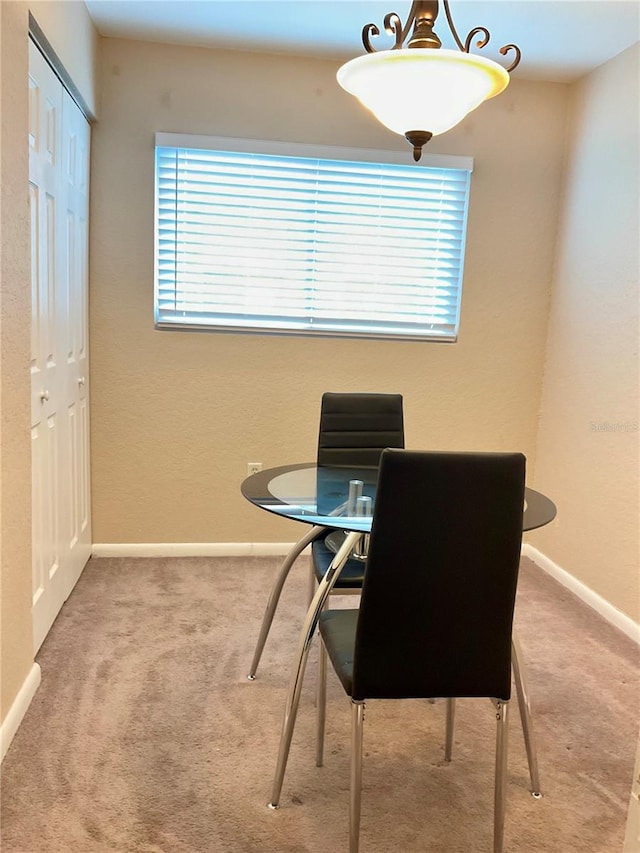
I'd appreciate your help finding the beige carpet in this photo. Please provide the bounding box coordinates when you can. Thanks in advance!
[1,555,638,853]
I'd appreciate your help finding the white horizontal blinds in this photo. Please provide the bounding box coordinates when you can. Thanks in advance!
[155,143,471,340]
[309,159,467,337]
[157,148,316,327]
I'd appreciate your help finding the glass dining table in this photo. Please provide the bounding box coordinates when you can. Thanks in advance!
[241,461,557,534]
[241,461,556,811]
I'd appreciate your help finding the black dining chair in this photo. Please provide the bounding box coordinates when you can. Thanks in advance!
[309,391,404,599]
[247,392,404,680]
[303,449,526,852]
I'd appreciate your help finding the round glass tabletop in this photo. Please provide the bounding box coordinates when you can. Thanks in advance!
[242,462,557,533]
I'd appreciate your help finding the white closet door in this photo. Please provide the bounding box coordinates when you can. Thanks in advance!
[29,40,91,652]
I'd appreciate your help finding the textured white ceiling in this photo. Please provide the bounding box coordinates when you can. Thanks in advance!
[85,0,640,83]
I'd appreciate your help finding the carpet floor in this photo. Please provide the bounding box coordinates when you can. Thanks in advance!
[1,555,638,852]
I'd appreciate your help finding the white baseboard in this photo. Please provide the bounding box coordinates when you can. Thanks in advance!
[1,663,41,763]
[91,542,301,558]
[522,544,640,645]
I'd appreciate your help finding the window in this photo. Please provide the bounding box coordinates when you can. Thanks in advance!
[155,133,473,341]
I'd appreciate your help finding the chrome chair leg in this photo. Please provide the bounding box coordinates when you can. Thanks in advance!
[511,633,542,796]
[445,698,456,761]
[248,524,324,680]
[308,560,317,607]
[316,638,327,767]
[493,699,510,853]
[269,531,362,809]
[350,700,365,853]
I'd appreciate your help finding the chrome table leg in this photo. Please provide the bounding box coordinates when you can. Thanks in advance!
[316,638,327,767]
[268,531,362,809]
[248,524,324,680]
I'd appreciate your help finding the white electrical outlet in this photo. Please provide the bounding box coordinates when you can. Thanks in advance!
[247,462,263,477]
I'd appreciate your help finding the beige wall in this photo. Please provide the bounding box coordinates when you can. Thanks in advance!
[533,43,639,622]
[0,0,98,724]
[1,0,32,722]
[90,37,569,546]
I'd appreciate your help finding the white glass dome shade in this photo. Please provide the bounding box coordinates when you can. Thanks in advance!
[337,48,510,138]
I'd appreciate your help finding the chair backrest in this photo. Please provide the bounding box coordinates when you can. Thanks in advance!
[316,393,404,469]
[352,449,525,702]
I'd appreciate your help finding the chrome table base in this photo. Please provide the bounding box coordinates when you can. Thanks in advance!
[268,531,362,808]
[247,524,324,680]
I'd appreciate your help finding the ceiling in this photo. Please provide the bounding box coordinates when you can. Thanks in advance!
[84,0,640,83]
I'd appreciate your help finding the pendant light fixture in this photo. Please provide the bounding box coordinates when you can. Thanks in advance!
[337,0,522,161]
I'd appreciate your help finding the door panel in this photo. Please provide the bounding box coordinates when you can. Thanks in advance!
[61,86,91,594]
[30,43,65,650]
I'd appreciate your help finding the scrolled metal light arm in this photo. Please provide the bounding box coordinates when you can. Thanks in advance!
[362,0,521,73]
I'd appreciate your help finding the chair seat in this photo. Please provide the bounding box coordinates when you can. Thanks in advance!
[312,537,366,588]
